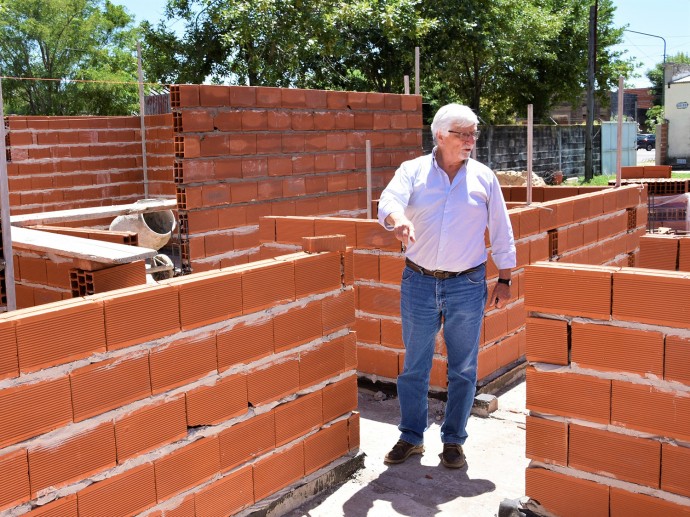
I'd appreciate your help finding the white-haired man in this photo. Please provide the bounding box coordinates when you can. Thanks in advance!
[377,103,516,468]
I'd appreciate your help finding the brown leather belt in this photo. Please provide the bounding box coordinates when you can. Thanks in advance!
[405,258,484,280]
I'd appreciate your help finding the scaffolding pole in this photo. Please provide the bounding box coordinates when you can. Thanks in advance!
[0,79,17,310]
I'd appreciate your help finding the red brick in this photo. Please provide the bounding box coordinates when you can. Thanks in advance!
[185,373,248,426]
[0,319,18,380]
[357,345,399,379]
[379,254,405,284]
[302,235,347,254]
[483,309,508,344]
[76,463,157,517]
[154,436,221,501]
[358,284,400,317]
[273,301,323,352]
[665,335,690,384]
[217,318,274,371]
[292,252,342,298]
[525,467,609,517]
[571,322,663,376]
[661,442,690,498]
[11,299,105,373]
[569,424,661,487]
[275,391,323,446]
[114,396,187,462]
[525,317,569,365]
[219,412,275,472]
[253,443,305,501]
[0,449,30,511]
[612,380,690,442]
[28,422,117,497]
[355,316,380,344]
[610,487,690,517]
[199,85,229,106]
[100,284,180,350]
[524,263,614,319]
[25,494,78,516]
[356,220,400,250]
[149,333,217,394]
[304,420,349,475]
[526,366,611,424]
[525,416,567,465]
[353,252,380,281]
[247,359,300,406]
[194,466,254,517]
[70,353,151,422]
[348,412,360,450]
[380,318,403,349]
[0,376,72,448]
[300,334,349,388]
[172,270,243,330]
[241,261,295,313]
[322,375,358,422]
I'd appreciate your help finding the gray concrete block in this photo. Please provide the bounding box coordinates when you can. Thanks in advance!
[472,393,498,417]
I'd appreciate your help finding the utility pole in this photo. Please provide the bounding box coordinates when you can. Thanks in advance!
[584,1,597,182]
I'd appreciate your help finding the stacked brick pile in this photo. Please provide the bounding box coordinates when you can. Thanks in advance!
[257,183,647,390]
[4,114,175,217]
[0,245,358,515]
[169,84,423,273]
[620,165,672,179]
[639,234,690,271]
[524,261,690,516]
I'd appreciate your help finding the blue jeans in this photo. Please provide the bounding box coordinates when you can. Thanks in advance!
[397,264,487,446]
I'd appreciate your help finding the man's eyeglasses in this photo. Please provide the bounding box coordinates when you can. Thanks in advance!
[448,130,480,140]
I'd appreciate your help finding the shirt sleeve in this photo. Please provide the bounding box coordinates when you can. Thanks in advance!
[377,161,414,230]
[487,175,517,270]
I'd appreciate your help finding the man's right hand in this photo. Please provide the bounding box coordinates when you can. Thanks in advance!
[386,214,416,246]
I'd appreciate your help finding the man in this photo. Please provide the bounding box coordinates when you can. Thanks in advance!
[377,103,515,469]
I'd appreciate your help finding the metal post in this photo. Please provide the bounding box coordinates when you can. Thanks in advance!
[616,76,624,188]
[527,104,533,205]
[404,75,410,95]
[0,79,17,310]
[137,42,149,199]
[414,47,420,96]
[366,140,372,218]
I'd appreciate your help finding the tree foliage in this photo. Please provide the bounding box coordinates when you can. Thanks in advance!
[0,0,141,115]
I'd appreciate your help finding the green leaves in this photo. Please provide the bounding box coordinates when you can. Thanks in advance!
[0,0,141,115]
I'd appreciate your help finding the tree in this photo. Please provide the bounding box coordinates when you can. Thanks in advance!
[644,52,690,130]
[0,0,141,115]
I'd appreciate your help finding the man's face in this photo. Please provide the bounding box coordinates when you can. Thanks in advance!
[438,125,479,162]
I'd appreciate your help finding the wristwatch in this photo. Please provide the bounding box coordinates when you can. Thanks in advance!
[497,278,512,286]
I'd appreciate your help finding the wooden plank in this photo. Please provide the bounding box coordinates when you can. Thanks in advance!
[11,227,157,264]
[10,199,177,227]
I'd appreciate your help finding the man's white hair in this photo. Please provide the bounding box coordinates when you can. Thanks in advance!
[430,104,479,144]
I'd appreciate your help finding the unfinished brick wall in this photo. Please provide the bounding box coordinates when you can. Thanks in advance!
[169,84,423,273]
[4,114,175,217]
[257,184,647,391]
[524,262,690,517]
[0,248,358,515]
[639,234,690,271]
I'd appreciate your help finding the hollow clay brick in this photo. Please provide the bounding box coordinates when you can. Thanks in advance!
[0,320,18,381]
[252,443,305,502]
[217,318,274,371]
[193,465,254,517]
[247,359,300,406]
[70,353,151,422]
[154,436,220,501]
[353,251,380,281]
[241,261,296,314]
[149,332,217,394]
[357,284,400,318]
[274,391,323,446]
[302,235,347,254]
[609,486,690,517]
[357,345,399,380]
[304,420,349,475]
[273,301,323,352]
[186,373,248,426]
[293,252,342,298]
[356,220,400,251]
[571,322,663,377]
[299,335,348,388]
[525,317,569,365]
[0,449,30,511]
[661,442,690,498]
[114,396,187,463]
[525,467,609,517]
[526,366,611,424]
[525,416,567,465]
[355,316,381,344]
[76,463,157,517]
[380,318,403,349]
[28,422,116,497]
[172,270,243,330]
[0,376,72,448]
[664,335,690,385]
[219,411,275,472]
[568,424,661,488]
[321,375,358,423]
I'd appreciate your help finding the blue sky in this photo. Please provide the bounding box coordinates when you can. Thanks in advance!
[115,0,689,89]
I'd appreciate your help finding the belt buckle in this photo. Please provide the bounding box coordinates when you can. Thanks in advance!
[432,270,446,279]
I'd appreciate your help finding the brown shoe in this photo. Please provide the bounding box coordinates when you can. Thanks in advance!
[384,439,424,464]
[439,443,466,468]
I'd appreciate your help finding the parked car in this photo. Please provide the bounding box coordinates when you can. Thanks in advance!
[637,133,655,151]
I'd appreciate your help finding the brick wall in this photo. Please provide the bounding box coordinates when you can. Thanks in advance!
[257,184,647,390]
[4,114,175,217]
[169,84,423,273]
[0,248,358,515]
[639,234,690,271]
[524,262,690,516]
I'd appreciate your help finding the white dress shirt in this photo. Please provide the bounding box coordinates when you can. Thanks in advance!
[377,150,516,272]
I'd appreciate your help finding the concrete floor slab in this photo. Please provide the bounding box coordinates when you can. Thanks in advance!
[284,379,529,517]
